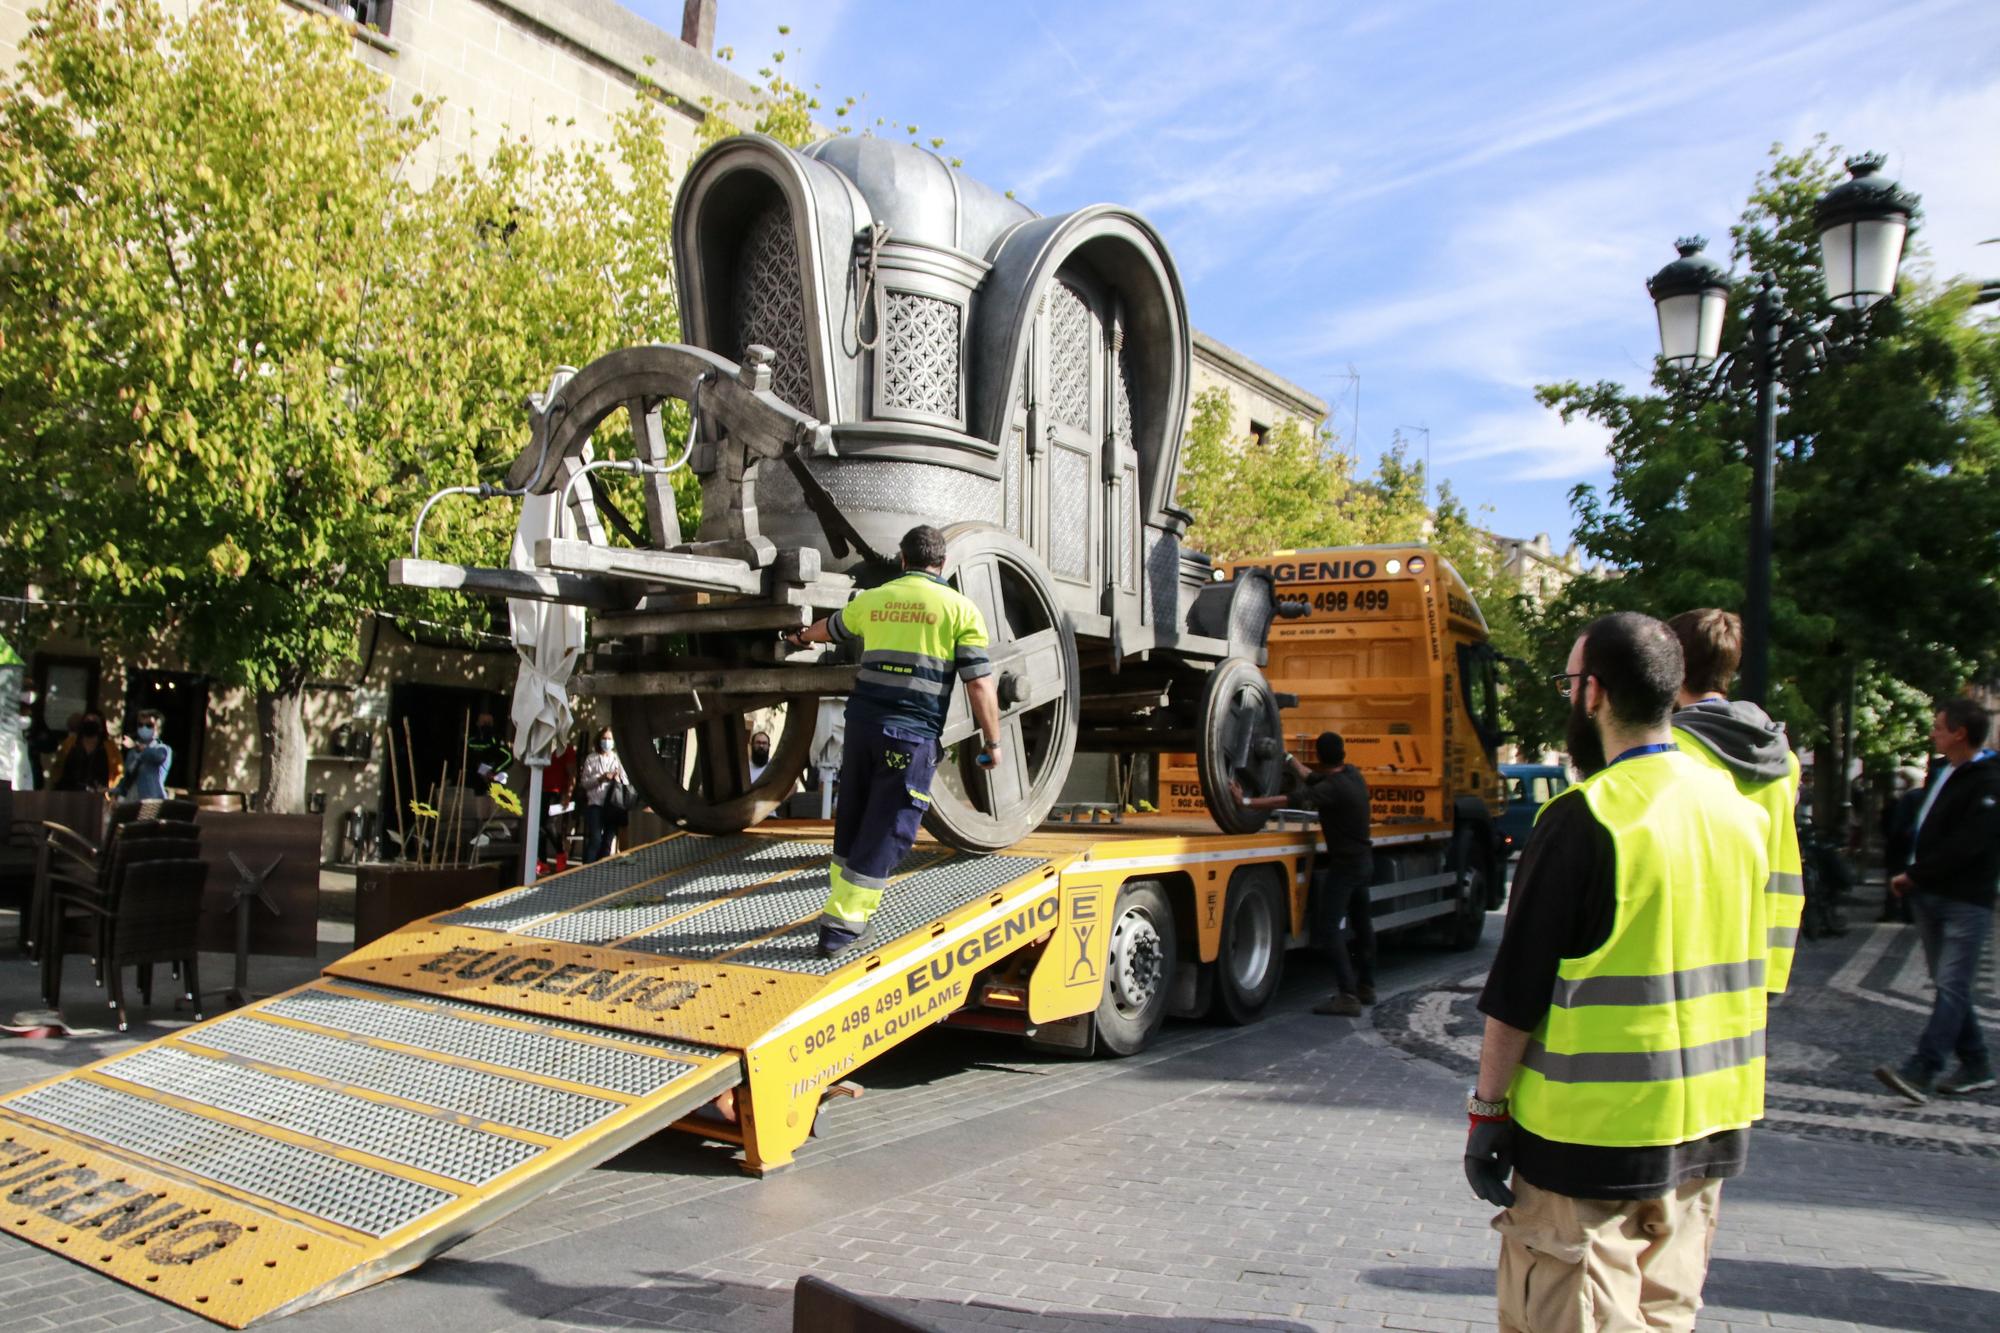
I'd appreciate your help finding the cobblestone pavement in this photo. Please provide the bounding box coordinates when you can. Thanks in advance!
[0,879,1996,1332]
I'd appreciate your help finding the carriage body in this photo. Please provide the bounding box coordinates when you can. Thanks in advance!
[399,136,1289,850]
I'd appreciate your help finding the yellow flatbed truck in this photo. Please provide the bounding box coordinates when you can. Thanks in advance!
[1164,543,1508,950]
[0,816,1322,1326]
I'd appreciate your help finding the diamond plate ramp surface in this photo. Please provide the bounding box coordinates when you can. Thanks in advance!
[0,980,739,1327]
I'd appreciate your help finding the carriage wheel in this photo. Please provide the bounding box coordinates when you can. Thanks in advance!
[924,525,1079,853]
[611,656,817,834]
[1197,656,1286,835]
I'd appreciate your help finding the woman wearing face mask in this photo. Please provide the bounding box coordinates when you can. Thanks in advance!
[577,726,628,863]
[116,710,173,800]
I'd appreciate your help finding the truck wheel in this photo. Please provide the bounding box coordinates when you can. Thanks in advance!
[1211,866,1287,1025]
[1447,828,1490,951]
[1095,880,1178,1056]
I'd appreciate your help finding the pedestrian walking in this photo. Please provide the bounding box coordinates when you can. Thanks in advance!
[577,726,628,864]
[1667,608,1805,992]
[1874,697,2000,1103]
[115,710,172,800]
[1233,731,1375,1015]
[1464,612,1773,1333]
[783,525,1002,960]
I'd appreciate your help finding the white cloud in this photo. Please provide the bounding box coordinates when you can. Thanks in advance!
[1438,405,1615,484]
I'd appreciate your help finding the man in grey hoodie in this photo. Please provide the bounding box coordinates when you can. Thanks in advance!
[1667,610,1805,995]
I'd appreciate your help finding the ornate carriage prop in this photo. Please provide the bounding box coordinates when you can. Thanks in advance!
[395,135,1291,853]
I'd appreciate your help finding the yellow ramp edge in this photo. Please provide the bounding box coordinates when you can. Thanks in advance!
[0,980,740,1326]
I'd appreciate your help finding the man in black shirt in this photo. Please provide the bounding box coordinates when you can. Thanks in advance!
[1236,731,1374,1015]
[1464,612,1773,1333]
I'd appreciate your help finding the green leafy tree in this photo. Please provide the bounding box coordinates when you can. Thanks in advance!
[1539,140,2000,789]
[0,0,691,811]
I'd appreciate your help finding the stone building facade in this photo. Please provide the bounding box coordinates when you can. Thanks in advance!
[2,0,1331,858]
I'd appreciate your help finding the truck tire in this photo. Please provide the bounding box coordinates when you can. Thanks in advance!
[1447,827,1490,951]
[1211,866,1287,1025]
[1095,880,1178,1056]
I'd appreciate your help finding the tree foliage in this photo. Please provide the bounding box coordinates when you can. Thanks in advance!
[0,0,693,808]
[1537,139,2000,772]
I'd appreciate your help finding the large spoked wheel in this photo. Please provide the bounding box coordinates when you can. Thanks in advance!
[1095,880,1178,1056]
[1197,657,1286,835]
[1211,866,1287,1025]
[612,655,815,833]
[925,524,1079,853]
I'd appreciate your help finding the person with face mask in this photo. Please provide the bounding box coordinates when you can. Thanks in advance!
[1464,612,1774,1333]
[577,726,628,863]
[116,710,172,800]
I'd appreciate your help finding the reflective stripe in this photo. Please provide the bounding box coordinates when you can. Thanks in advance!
[907,787,931,805]
[1768,924,1799,950]
[1522,1030,1766,1083]
[957,660,994,681]
[1767,871,1805,897]
[830,858,889,891]
[857,667,947,696]
[867,648,950,671]
[1551,959,1766,1009]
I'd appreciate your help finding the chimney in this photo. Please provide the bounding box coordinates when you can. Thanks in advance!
[681,0,716,55]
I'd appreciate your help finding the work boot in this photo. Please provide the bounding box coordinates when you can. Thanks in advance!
[1355,983,1378,1005]
[1874,1062,1933,1106]
[1313,992,1364,1017]
[817,919,876,961]
[1938,1062,1997,1095]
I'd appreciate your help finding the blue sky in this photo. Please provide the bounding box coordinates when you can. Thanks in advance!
[638,0,2000,548]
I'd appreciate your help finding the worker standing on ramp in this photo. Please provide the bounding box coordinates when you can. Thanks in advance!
[785,525,1005,959]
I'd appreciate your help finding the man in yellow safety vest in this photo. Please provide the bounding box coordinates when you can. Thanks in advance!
[1465,611,1773,1333]
[785,526,1003,959]
[1667,608,1804,995]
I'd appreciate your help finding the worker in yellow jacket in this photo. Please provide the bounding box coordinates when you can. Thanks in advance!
[785,526,1003,959]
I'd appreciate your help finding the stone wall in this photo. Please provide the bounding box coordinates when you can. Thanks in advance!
[1189,329,1329,444]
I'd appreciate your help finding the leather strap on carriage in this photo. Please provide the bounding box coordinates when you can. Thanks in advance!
[782,449,898,572]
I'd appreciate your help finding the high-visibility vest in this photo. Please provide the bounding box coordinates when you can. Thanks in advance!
[1673,728,1804,994]
[829,571,991,736]
[1510,748,1773,1148]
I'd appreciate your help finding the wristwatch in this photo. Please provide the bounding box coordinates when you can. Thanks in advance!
[1466,1090,1509,1117]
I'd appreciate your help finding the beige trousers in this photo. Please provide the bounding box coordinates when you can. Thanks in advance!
[1493,1175,1723,1333]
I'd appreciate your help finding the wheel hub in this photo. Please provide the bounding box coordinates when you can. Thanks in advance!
[1227,894,1274,989]
[1109,907,1165,1014]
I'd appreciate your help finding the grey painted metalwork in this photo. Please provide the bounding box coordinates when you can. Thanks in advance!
[1049,445,1092,581]
[7,1079,455,1236]
[98,1046,542,1186]
[725,853,1048,976]
[882,292,963,419]
[184,1017,621,1139]
[735,203,814,412]
[260,988,700,1096]
[441,834,758,934]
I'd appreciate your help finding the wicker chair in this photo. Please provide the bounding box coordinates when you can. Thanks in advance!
[41,825,207,1030]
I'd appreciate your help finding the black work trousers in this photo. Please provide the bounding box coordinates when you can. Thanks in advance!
[1312,859,1376,995]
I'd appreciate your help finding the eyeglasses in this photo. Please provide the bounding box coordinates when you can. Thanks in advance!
[1550,671,1589,700]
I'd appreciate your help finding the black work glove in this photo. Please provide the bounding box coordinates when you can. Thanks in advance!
[1464,1117,1517,1207]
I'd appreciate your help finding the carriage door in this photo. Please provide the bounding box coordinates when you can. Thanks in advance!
[1036,274,1106,622]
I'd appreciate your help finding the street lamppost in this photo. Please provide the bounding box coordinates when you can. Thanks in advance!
[1645,154,1916,705]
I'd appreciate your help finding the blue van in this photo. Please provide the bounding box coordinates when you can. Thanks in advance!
[1498,763,1570,860]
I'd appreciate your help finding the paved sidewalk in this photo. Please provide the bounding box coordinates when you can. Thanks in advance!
[0,888,1995,1331]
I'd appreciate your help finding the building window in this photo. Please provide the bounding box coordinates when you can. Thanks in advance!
[1249,419,1270,448]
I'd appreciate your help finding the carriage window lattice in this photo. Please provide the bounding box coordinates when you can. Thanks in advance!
[882,291,962,419]
[1004,424,1025,536]
[734,203,814,412]
[1119,465,1138,592]
[1050,444,1091,581]
[1114,345,1137,592]
[1047,281,1093,433]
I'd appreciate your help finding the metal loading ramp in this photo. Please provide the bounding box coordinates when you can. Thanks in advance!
[0,830,1071,1326]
